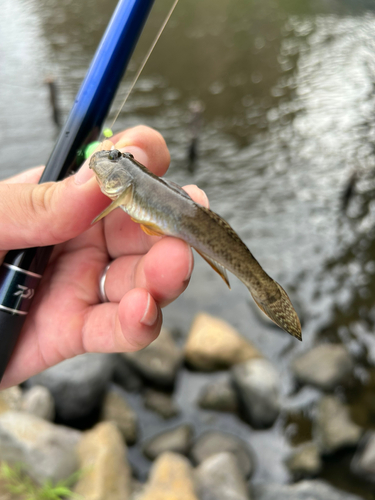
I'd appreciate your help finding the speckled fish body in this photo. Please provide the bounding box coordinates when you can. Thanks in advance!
[89,149,302,340]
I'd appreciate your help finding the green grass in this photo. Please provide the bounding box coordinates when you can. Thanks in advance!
[0,462,82,500]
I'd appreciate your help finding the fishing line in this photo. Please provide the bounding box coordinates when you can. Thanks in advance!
[106,0,180,138]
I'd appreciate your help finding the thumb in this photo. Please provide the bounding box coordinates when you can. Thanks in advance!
[0,165,109,251]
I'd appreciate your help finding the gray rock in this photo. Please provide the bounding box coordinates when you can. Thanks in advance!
[143,389,180,419]
[0,386,22,414]
[351,431,375,481]
[113,354,144,392]
[143,424,193,460]
[28,353,114,420]
[292,344,353,391]
[313,395,362,454]
[101,389,138,445]
[252,480,364,500]
[285,442,322,478]
[195,452,251,500]
[0,410,80,485]
[231,358,280,428]
[123,328,182,388]
[198,376,238,413]
[191,431,255,478]
[21,385,55,421]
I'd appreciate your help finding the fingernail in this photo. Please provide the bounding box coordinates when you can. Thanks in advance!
[184,247,194,281]
[74,162,94,185]
[199,188,210,208]
[140,293,158,326]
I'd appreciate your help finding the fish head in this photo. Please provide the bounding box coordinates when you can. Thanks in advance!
[89,149,134,199]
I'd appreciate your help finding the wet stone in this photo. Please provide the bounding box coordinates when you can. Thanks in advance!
[143,424,193,460]
[143,389,180,419]
[198,376,238,413]
[21,385,55,421]
[351,431,375,482]
[123,328,182,388]
[195,452,251,500]
[191,431,255,478]
[184,313,261,371]
[313,395,362,454]
[285,442,322,478]
[74,422,131,500]
[231,358,280,428]
[28,353,114,421]
[252,480,364,500]
[101,389,138,445]
[0,411,80,485]
[291,344,353,391]
[138,452,198,500]
[112,354,144,392]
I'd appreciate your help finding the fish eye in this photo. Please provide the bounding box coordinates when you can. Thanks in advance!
[108,150,122,161]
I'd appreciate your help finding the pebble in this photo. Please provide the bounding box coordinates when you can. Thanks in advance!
[291,344,353,391]
[138,452,198,500]
[195,452,251,500]
[112,354,144,392]
[198,376,238,413]
[28,353,114,421]
[285,442,322,478]
[184,313,261,371]
[0,386,22,414]
[191,430,255,478]
[21,385,55,421]
[74,422,131,500]
[231,358,280,428]
[252,479,364,500]
[143,424,193,460]
[123,328,182,388]
[351,431,375,481]
[313,395,362,454]
[101,389,138,445]
[0,410,80,484]
[143,389,180,419]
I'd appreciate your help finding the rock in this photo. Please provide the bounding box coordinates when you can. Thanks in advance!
[143,424,193,460]
[184,313,261,371]
[195,452,251,500]
[231,358,280,428]
[138,452,198,500]
[74,422,131,500]
[123,328,182,388]
[291,344,353,391]
[144,389,180,419]
[28,353,114,421]
[0,411,80,484]
[252,479,364,500]
[21,385,55,421]
[113,354,144,392]
[0,386,22,414]
[101,389,138,445]
[191,431,255,478]
[198,376,238,413]
[285,442,322,478]
[313,395,362,454]
[351,431,375,481]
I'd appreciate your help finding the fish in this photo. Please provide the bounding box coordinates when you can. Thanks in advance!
[89,149,302,340]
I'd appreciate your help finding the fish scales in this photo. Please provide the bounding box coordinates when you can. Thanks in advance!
[89,149,302,340]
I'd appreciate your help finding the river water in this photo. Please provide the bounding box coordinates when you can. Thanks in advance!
[2,0,375,496]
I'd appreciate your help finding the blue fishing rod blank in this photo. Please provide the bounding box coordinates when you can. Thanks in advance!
[0,0,155,382]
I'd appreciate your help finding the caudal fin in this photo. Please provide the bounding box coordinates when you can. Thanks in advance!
[250,282,302,341]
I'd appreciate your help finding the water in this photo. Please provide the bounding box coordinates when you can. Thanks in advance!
[2,0,375,496]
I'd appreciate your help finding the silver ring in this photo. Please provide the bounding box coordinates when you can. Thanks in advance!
[99,263,111,303]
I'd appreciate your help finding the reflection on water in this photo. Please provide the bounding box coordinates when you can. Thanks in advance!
[2,0,375,496]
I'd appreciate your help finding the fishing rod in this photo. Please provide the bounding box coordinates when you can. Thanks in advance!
[0,0,156,382]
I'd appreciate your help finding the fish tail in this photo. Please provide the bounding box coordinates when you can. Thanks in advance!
[249,282,302,341]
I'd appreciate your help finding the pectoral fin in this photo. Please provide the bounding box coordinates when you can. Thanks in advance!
[137,222,165,237]
[91,185,133,224]
[195,249,231,289]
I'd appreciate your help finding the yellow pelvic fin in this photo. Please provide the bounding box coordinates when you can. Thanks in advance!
[195,249,231,289]
[91,186,132,224]
[139,222,165,237]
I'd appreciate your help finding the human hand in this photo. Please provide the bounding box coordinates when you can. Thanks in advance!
[0,126,209,389]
